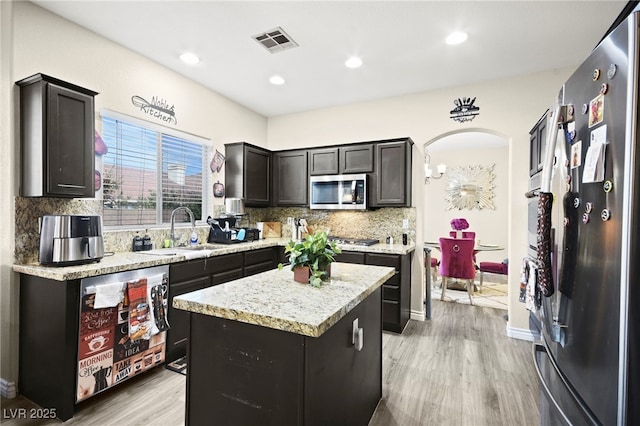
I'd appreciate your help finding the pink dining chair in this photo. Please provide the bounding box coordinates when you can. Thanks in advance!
[438,237,477,305]
[449,231,476,239]
[430,257,440,285]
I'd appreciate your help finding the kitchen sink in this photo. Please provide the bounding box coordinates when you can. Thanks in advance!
[137,245,220,259]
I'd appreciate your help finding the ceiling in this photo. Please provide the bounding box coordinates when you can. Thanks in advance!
[32,1,627,118]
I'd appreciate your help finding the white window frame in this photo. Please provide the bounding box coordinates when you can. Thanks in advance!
[99,108,211,229]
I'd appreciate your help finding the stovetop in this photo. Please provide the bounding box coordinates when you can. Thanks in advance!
[328,236,379,246]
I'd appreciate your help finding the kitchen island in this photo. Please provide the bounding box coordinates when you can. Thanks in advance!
[173,262,394,426]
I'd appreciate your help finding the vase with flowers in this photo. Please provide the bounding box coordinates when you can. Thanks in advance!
[450,218,469,238]
[278,230,342,287]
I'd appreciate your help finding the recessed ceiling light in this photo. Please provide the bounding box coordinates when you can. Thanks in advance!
[269,75,285,85]
[179,52,200,65]
[446,31,468,45]
[345,56,363,69]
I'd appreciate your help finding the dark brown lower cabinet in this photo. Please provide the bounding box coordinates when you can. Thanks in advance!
[334,251,412,333]
[167,248,278,363]
[185,287,382,426]
[19,275,80,421]
[166,276,212,363]
[244,247,278,276]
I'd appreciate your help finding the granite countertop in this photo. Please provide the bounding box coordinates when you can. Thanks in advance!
[13,238,415,281]
[173,262,395,337]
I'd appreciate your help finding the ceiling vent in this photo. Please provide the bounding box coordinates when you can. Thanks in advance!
[252,27,298,53]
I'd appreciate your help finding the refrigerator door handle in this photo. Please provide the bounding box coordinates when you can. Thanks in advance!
[533,342,573,425]
[533,341,600,425]
[540,106,561,193]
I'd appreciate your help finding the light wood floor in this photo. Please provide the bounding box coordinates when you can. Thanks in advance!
[1,300,538,426]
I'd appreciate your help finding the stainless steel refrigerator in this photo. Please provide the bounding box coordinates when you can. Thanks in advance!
[533,9,640,426]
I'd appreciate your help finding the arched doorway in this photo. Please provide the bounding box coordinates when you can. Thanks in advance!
[423,129,510,310]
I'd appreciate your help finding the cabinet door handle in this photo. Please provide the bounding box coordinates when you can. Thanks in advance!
[352,318,364,351]
[57,184,85,188]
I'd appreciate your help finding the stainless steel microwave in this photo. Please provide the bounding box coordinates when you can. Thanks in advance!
[310,174,367,210]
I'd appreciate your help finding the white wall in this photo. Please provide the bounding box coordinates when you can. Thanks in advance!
[1,1,268,385]
[267,68,573,337]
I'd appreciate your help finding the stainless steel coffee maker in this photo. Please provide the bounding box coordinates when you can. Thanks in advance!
[39,215,104,266]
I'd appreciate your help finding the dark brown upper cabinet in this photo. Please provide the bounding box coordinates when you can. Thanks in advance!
[340,144,374,174]
[272,150,308,206]
[309,144,374,175]
[17,73,97,198]
[309,147,339,175]
[225,142,271,206]
[370,138,413,207]
[530,110,548,176]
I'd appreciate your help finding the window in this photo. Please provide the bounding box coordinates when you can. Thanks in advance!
[100,111,210,227]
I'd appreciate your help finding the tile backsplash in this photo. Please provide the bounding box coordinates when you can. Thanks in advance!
[14,197,415,264]
[243,207,416,244]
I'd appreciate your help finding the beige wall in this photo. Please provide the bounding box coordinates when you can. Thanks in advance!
[1,1,267,384]
[0,0,18,393]
[423,146,509,264]
[267,68,573,338]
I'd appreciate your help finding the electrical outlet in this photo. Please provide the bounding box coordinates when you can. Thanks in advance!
[403,219,409,229]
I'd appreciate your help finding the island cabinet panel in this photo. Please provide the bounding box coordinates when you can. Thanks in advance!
[304,288,382,426]
[187,316,305,426]
[185,287,382,426]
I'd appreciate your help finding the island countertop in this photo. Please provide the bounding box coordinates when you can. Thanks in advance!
[173,262,394,338]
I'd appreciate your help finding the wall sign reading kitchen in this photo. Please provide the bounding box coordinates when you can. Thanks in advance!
[131,95,177,124]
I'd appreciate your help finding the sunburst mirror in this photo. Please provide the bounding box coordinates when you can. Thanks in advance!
[445,164,495,210]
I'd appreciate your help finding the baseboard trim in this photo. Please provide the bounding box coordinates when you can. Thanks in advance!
[506,324,539,342]
[1,378,16,399]
[410,309,425,321]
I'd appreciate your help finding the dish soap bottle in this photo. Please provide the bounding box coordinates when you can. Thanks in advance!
[132,232,143,252]
[143,232,152,251]
[190,230,198,246]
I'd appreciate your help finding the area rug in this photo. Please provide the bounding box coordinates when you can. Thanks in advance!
[166,356,187,376]
[431,279,508,311]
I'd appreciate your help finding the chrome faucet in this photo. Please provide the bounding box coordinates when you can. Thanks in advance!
[169,207,195,247]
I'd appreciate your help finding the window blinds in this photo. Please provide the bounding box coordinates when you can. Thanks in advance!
[100,114,209,227]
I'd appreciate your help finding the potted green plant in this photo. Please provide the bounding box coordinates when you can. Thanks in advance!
[278,230,342,287]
